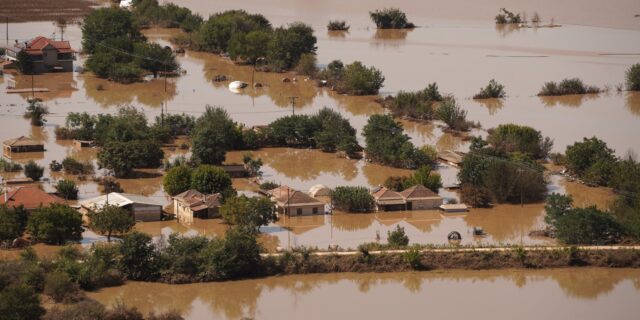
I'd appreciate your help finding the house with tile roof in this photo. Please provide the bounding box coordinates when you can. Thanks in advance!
[372,187,406,212]
[3,136,44,158]
[267,185,325,216]
[5,36,75,73]
[172,189,222,224]
[400,184,443,210]
[0,186,64,212]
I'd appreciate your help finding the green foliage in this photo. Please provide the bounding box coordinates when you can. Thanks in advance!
[386,83,442,119]
[191,107,242,165]
[0,205,27,241]
[16,50,34,74]
[554,207,623,245]
[55,179,79,200]
[370,8,415,29]
[0,284,45,320]
[132,0,203,32]
[295,53,318,76]
[363,114,427,168]
[62,157,94,175]
[327,20,350,31]
[157,113,196,136]
[206,227,262,280]
[0,159,22,172]
[565,137,616,186]
[44,271,80,303]
[626,63,640,91]
[198,10,271,53]
[119,232,159,281]
[242,153,263,177]
[435,98,470,131]
[331,186,375,212]
[82,7,141,53]
[538,78,601,96]
[133,41,178,77]
[219,196,277,233]
[163,165,194,196]
[89,205,135,242]
[495,8,522,24]
[24,160,44,181]
[259,181,280,191]
[267,22,317,70]
[411,166,443,192]
[387,225,409,247]
[44,299,106,320]
[227,30,271,64]
[336,61,385,95]
[24,98,49,126]
[544,193,574,226]
[190,165,235,197]
[98,139,164,177]
[473,79,506,99]
[487,124,550,159]
[27,204,83,245]
[403,247,422,269]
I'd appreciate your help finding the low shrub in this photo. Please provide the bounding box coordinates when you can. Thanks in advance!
[370,8,415,29]
[387,225,409,247]
[538,78,601,96]
[44,272,81,303]
[495,8,522,24]
[327,20,350,31]
[473,79,506,99]
[24,161,44,181]
[626,63,640,91]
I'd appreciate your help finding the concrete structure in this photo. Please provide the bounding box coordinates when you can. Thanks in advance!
[400,185,443,210]
[372,187,406,212]
[221,164,249,178]
[440,203,469,213]
[4,36,75,73]
[308,184,331,197]
[0,186,64,212]
[172,189,222,224]
[268,185,324,216]
[3,136,44,158]
[79,193,163,222]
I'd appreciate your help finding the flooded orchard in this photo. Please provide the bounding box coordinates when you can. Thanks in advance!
[87,268,640,320]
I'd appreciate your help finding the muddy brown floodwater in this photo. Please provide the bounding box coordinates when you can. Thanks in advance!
[0,1,634,250]
[87,268,640,320]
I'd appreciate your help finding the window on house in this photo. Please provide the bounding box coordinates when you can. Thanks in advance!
[296,208,302,215]
[312,207,318,214]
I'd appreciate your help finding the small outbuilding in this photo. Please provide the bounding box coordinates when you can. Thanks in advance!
[440,203,469,213]
[221,164,249,178]
[268,185,325,216]
[79,192,163,222]
[3,136,44,158]
[172,189,222,224]
[308,184,331,197]
[372,187,406,212]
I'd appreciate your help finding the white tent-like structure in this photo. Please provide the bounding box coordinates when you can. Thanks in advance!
[308,184,331,197]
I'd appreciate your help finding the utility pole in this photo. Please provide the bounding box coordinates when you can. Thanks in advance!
[5,17,8,49]
[31,74,34,99]
[288,96,298,115]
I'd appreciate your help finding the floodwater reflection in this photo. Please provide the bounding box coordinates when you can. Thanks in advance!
[87,268,640,320]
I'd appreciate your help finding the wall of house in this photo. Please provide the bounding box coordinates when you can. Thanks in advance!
[174,200,194,224]
[409,198,443,210]
[132,203,162,222]
[283,204,324,216]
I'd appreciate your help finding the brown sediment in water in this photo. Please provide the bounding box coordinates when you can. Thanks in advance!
[0,0,100,22]
[86,267,640,319]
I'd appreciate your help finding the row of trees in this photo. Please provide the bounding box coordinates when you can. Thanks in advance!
[132,0,203,32]
[0,204,82,245]
[163,165,235,197]
[83,7,179,82]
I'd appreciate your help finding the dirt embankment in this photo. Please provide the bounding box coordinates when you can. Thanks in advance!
[0,0,101,23]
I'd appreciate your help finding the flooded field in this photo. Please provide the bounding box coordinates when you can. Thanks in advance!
[0,1,635,250]
[87,268,640,320]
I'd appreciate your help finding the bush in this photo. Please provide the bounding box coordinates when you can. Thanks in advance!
[487,124,549,159]
[259,181,279,191]
[384,83,442,120]
[27,204,83,245]
[219,196,277,233]
[564,137,616,186]
[473,79,506,99]
[0,284,45,320]
[206,228,262,280]
[98,140,164,177]
[435,98,470,131]
[44,272,80,303]
[327,20,350,31]
[370,8,415,29]
[62,157,94,175]
[330,186,375,213]
[49,160,63,172]
[495,8,522,24]
[555,207,623,245]
[404,248,422,269]
[0,205,27,241]
[363,114,427,169]
[24,98,49,126]
[538,78,601,96]
[163,165,194,196]
[109,63,143,83]
[44,299,106,320]
[294,53,318,77]
[336,61,385,95]
[89,205,135,242]
[387,225,409,246]
[119,232,159,281]
[55,179,79,200]
[24,161,44,181]
[191,107,242,165]
[157,113,196,137]
[626,63,640,91]
[0,159,22,172]
[190,165,235,198]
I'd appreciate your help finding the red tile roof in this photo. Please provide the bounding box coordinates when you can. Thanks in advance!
[12,36,75,55]
[0,186,64,210]
[400,184,440,199]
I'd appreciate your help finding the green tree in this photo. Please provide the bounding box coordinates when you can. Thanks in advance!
[554,207,623,245]
[331,186,375,212]
[82,7,141,53]
[487,124,547,159]
[88,205,135,242]
[410,166,443,192]
[190,165,234,197]
[565,137,616,186]
[370,8,414,29]
[24,161,44,181]
[219,196,277,233]
[27,204,83,245]
[44,271,80,303]
[435,98,469,131]
[363,114,426,168]
[16,50,34,74]
[55,179,79,200]
[163,165,194,196]
[24,98,49,126]
[205,227,262,280]
[626,63,640,91]
[0,205,27,241]
[227,30,272,63]
[544,193,573,226]
[387,225,409,246]
[191,107,242,165]
[198,10,271,52]
[268,22,317,70]
[0,284,45,320]
[337,61,384,95]
[294,53,318,76]
[133,42,178,77]
[119,231,159,280]
[98,140,164,177]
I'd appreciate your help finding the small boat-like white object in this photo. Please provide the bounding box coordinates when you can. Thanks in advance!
[228,81,248,90]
